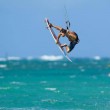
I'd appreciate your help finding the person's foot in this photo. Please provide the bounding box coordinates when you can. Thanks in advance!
[67,47,70,53]
[60,44,67,47]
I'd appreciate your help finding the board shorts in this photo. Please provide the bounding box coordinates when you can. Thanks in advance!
[68,41,77,52]
[68,33,79,52]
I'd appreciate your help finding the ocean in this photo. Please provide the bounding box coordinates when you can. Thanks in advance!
[0,56,110,110]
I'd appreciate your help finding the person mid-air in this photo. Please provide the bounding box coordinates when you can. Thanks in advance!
[49,23,79,53]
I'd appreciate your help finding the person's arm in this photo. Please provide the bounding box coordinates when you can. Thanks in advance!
[52,25,62,31]
[50,23,62,31]
[56,32,62,44]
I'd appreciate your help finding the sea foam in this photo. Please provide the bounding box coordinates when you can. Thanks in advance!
[93,56,101,60]
[7,56,21,61]
[40,55,63,61]
[0,58,6,61]
[0,64,7,68]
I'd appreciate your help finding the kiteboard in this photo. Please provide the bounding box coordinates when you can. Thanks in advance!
[45,18,72,62]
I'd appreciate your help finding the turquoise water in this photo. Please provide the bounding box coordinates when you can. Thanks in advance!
[0,58,110,110]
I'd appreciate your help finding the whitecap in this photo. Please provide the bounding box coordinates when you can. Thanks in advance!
[100,91,104,94]
[45,87,60,93]
[0,58,7,61]
[40,81,47,84]
[93,56,101,60]
[63,63,67,67]
[108,73,110,77]
[79,66,85,72]
[7,56,21,61]
[69,75,76,78]
[45,87,57,91]
[10,81,26,85]
[26,56,34,60]
[0,64,7,68]
[0,87,10,90]
[80,68,85,72]
[40,55,63,61]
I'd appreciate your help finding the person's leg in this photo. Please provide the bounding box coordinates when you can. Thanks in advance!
[65,46,70,53]
[61,44,70,53]
[67,42,77,53]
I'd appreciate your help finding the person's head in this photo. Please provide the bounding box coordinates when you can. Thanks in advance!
[60,28,67,36]
[61,32,65,37]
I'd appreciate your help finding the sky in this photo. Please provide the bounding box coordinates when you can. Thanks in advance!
[0,0,110,58]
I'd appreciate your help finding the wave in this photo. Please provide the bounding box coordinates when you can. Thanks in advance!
[0,64,7,68]
[0,87,10,90]
[45,88,57,91]
[0,107,47,110]
[7,56,21,61]
[0,57,21,61]
[45,87,60,93]
[0,56,33,61]
[40,55,63,61]
[40,81,47,84]
[10,81,26,85]
[26,56,34,60]
[0,55,64,62]
[108,73,110,77]
[0,58,7,61]
[93,56,101,60]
